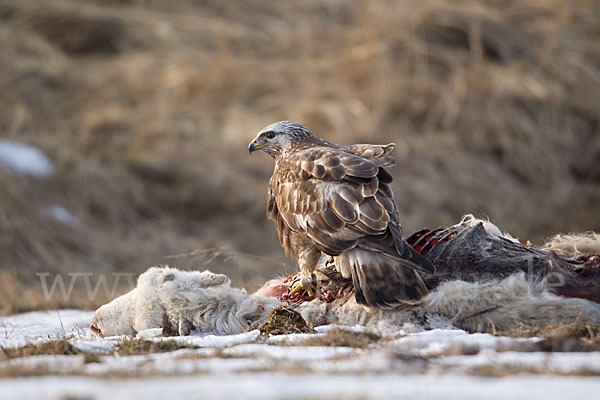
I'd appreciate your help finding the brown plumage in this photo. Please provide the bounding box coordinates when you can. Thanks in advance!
[249,121,434,308]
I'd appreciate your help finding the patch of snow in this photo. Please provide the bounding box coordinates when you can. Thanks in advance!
[308,349,393,374]
[0,310,94,348]
[314,324,374,334]
[102,334,130,341]
[2,373,600,400]
[435,351,600,374]
[71,339,116,354]
[0,140,55,177]
[2,309,599,399]
[388,328,539,356]
[81,347,277,376]
[266,332,325,344]
[42,204,80,228]
[161,330,261,348]
[222,343,360,360]
[4,354,86,374]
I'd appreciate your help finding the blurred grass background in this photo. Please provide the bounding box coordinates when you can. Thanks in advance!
[0,0,598,314]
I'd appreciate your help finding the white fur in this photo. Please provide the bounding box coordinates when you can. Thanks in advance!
[294,273,600,333]
[93,264,600,337]
[91,267,167,336]
[543,232,600,257]
[459,214,520,243]
[158,268,282,335]
[423,273,600,332]
[91,290,139,336]
[296,299,418,334]
[91,266,283,336]
[327,229,600,332]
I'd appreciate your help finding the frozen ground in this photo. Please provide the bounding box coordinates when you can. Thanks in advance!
[1,310,599,400]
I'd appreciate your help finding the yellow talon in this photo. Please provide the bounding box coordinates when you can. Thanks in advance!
[305,286,315,296]
[289,280,314,297]
[288,283,302,297]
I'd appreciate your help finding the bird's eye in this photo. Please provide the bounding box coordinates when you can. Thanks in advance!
[265,132,275,139]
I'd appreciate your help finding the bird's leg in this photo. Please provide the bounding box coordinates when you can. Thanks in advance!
[289,247,320,297]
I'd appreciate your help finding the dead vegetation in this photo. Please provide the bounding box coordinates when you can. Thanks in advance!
[258,307,381,347]
[298,328,381,349]
[498,321,600,352]
[1,340,82,360]
[0,338,196,378]
[0,338,195,362]
[114,338,196,356]
[0,0,599,313]
[258,306,314,336]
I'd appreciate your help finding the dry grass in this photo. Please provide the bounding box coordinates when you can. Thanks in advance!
[1,340,82,360]
[114,338,196,356]
[0,0,599,313]
[498,321,600,352]
[0,338,195,378]
[0,338,194,362]
[298,328,381,349]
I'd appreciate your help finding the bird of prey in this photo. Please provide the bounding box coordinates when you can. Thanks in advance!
[248,121,435,308]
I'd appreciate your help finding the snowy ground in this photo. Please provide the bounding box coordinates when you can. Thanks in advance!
[1,310,599,399]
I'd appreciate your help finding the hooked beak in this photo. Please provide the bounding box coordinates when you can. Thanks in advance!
[248,140,266,154]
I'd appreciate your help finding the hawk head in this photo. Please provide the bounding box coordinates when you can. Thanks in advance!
[248,121,315,158]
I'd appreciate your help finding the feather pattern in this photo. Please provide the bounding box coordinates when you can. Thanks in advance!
[255,121,434,307]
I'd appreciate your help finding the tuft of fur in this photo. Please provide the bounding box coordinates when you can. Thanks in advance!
[158,268,282,335]
[543,232,600,257]
[423,273,600,332]
[91,265,283,336]
[459,214,520,243]
[296,298,422,334]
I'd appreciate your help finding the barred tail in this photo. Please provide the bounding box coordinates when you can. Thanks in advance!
[336,249,428,308]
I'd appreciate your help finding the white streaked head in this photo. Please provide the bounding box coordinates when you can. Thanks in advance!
[248,121,315,158]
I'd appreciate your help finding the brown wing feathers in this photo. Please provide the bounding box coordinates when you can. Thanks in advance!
[273,145,404,252]
[268,140,434,306]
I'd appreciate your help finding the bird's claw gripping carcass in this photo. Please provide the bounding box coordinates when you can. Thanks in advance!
[280,266,354,306]
[282,273,316,303]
